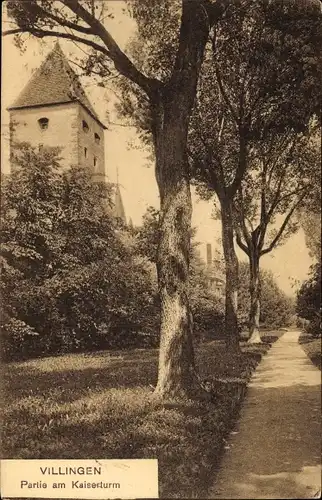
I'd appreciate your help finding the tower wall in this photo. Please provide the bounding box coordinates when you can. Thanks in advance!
[77,105,105,182]
[9,102,105,179]
[9,102,79,168]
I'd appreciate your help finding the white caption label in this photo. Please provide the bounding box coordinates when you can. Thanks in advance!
[0,459,158,499]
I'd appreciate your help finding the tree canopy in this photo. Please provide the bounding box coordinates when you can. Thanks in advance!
[185,0,320,342]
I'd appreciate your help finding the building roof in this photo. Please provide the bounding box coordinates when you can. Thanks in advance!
[113,184,127,224]
[8,42,106,129]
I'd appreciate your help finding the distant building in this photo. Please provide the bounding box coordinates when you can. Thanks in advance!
[205,243,225,294]
[7,41,126,220]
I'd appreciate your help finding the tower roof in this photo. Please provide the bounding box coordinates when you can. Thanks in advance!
[8,42,106,129]
[113,184,127,224]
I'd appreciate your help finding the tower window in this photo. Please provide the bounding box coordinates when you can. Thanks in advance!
[84,147,87,158]
[38,117,49,130]
[94,133,100,144]
[93,156,97,168]
[82,120,89,133]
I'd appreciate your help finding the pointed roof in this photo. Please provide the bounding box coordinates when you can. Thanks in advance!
[113,184,127,224]
[8,42,106,129]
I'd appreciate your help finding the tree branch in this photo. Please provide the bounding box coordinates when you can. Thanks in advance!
[260,195,306,256]
[211,34,239,126]
[3,27,112,55]
[260,161,268,223]
[213,61,239,126]
[227,135,248,198]
[235,223,249,255]
[277,185,308,205]
[265,167,288,220]
[234,189,252,249]
[40,5,94,34]
[3,3,94,35]
[266,133,294,186]
[266,134,301,220]
[4,0,160,97]
[257,161,269,251]
[62,0,160,96]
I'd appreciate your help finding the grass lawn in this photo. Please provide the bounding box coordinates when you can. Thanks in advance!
[1,332,280,498]
[299,332,322,371]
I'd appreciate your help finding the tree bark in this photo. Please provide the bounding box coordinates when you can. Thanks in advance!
[153,109,197,398]
[248,255,262,343]
[220,197,240,350]
[152,0,212,399]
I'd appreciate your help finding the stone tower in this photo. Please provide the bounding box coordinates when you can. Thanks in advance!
[8,42,106,182]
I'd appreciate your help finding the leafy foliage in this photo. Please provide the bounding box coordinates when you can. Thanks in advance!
[135,206,225,338]
[1,144,159,360]
[299,154,321,261]
[135,206,161,263]
[299,331,321,370]
[234,130,321,259]
[188,250,225,340]
[1,315,39,361]
[185,0,321,341]
[296,263,321,336]
[238,262,295,329]
[190,0,321,192]
[300,211,321,261]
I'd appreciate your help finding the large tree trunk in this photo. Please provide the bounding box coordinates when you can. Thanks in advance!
[248,255,262,343]
[152,0,212,399]
[220,197,240,350]
[154,145,196,398]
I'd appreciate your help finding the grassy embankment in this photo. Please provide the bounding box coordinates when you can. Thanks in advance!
[299,332,321,371]
[1,331,283,498]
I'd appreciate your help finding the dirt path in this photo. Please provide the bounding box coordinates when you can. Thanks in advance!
[209,330,321,499]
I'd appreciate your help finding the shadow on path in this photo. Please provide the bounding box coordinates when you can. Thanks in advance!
[209,330,321,499]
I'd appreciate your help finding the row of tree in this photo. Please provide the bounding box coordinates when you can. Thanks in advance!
[136,205,296,334]
[116,0,320,350]
[4,0,321,398]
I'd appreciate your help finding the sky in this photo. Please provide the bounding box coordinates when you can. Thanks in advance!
[1,0,314,296]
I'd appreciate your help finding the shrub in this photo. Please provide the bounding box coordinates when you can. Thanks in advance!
[0,145,160,360]
[296,263,321,337]
[305,318,321,337]
[1,317,39,361]
[191,295,225,341]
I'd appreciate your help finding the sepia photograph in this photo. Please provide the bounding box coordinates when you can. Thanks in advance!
[1,0,321,498]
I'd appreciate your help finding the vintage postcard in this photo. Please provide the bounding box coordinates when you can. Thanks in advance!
[1,1,321,499]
